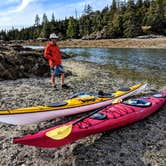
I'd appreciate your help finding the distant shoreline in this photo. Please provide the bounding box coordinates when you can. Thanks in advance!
[22,38,166,49]
[58,38,166,49]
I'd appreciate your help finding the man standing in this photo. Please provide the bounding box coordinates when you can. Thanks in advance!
[44,33,69,89]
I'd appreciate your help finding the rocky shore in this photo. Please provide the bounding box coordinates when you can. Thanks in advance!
[0,44,73,80]
[0,44,165,166]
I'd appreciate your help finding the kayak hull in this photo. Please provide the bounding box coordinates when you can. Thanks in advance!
[0,83,146,125]
[13,90,166,148]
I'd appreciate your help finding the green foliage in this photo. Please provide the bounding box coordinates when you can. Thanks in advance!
[109,14,123,38]
[123,0,142,38]
[145,0,166,34]
[67,17,77,38]
[1,0,165,40]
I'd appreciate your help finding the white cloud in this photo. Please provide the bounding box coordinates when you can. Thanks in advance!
[8,0,37,13]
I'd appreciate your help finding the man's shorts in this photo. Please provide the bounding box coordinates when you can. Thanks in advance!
[50,65,64,77]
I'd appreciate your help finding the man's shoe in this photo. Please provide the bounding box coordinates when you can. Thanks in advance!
[62,84,70,89]
[52,85,58,90]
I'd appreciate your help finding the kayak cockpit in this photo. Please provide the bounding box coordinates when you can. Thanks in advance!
[123,99,152,107]
[153,93,166,98]
[46,101,68,107]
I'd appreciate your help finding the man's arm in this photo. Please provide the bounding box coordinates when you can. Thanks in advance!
[44,45,54,60]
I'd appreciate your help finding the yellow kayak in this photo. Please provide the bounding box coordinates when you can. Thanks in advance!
[0,82,146,125]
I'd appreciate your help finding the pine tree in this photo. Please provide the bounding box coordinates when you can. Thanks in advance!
[90,11,102,32]
[136,0,143,8]
[101,6,111,26]
[40,13,50,38]
[67,17,77,38]
[109,14,123,38]
[145,0,166,35]
[34,14,40,27]
[111,0,117,13]
[123,0,142,37]
[136,0,144,26]
[50,13,57,34]
[51,13,55,22]
[84,4,92,15]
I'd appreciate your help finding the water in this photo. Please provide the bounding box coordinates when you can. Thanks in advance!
[24,46,166,84]
[63,47,166,78]
[24,45,44,50]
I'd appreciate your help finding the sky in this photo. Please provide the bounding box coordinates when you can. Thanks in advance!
[0,0,113,30]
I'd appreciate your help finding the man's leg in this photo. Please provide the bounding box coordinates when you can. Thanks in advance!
[61,73,70,89]
[51,75,56,87]
[61,73,64,86]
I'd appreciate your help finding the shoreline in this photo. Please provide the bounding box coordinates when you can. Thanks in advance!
[58,38,166,49]
[23,38,166,49]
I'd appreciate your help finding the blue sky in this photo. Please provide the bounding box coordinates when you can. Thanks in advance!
[0,0,112,30]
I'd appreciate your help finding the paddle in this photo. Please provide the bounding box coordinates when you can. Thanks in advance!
[45,98,122,140]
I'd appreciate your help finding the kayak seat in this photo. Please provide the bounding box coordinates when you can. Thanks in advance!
[78,95,95,102]
[90,113,107,120]
[123,99,151,107]
[118,87,131,91]
[153,94,166,98]
[98,90,114,98]
[46,101,68,107]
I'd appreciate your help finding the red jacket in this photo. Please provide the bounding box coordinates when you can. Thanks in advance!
[44,43,62,67]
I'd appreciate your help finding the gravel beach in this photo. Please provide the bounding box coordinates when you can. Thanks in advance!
[0,59,165,166]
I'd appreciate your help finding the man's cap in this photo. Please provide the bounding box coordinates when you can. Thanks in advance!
[49,33,59,39]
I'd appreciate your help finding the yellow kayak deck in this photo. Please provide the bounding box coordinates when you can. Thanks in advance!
[0,83,145,115]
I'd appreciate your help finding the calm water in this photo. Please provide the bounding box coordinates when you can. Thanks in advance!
[63,47,166,78]
[24,46,166,82]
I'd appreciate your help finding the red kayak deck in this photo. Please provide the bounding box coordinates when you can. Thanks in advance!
[13,90,166,148]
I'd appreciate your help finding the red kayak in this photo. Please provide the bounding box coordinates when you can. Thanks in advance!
[13,90,166,148]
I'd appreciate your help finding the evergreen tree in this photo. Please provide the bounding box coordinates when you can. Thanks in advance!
[123,0,142,37]
[111,0,117,13]
[136,0,143,8]
[34,14,40,27]
[109,14,123,38]
[42,13,49,24]
[51,13,55,22]
[49,13,56,34]
[145,0,166,34]
[67,17,77,38]
[90,11,102,32]
[40,13,50,38]
[84,4,93,15]
[101,6,111,26]
[136,0,144,26]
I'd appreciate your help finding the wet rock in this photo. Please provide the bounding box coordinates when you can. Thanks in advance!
[0,44,73,80]
[10,45,32,52]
